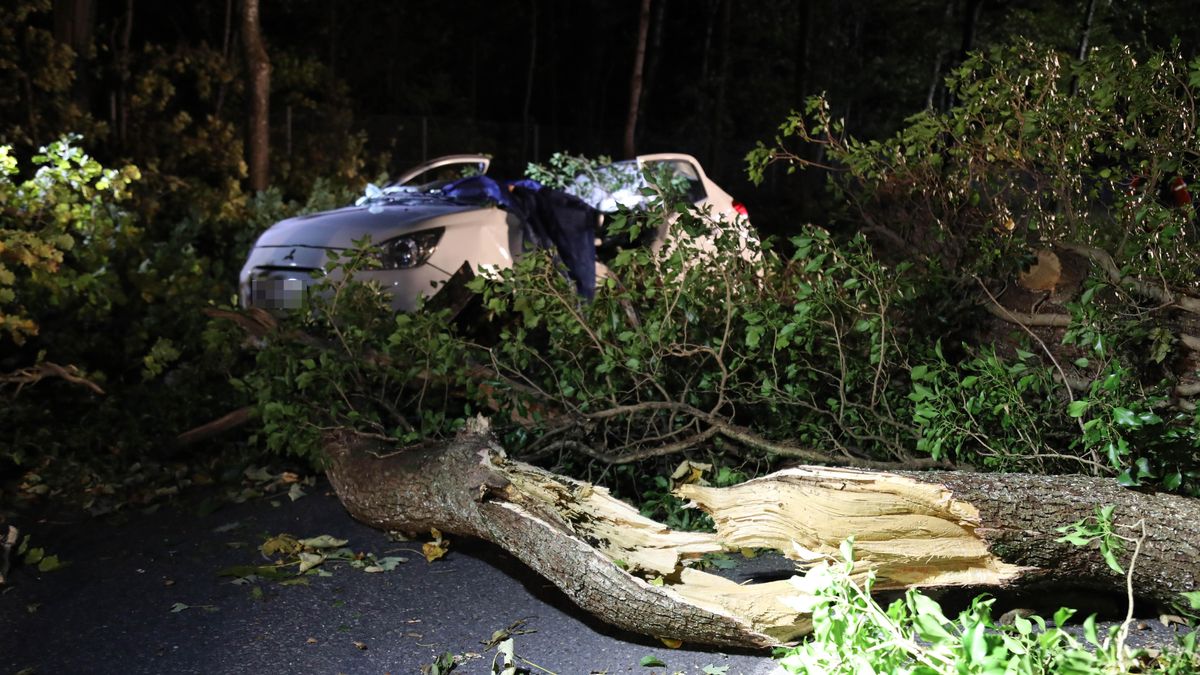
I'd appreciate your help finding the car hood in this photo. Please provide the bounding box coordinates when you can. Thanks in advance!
[254,201,480,249]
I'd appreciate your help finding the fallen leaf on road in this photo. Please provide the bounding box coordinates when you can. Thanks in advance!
[297,552,325,573]
[423,528,449,563]
[298,535,348,549]
[260,534,300,558]
[1160,614,1188,628]
[658,637,682,648]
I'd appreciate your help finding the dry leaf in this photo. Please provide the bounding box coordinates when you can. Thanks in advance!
[658,637,683,649]
[422,528,449,562]
[422,540,448,563]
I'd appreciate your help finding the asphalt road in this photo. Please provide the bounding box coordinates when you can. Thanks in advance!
[0,481,778,675]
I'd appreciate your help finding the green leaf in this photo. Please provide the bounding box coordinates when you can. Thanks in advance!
[1111,407,1139,427]
[965,621,989,662]
[23,547,44,565]
[1183,591,1200,609]
[639,655,666,668]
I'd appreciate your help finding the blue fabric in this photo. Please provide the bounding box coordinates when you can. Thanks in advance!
[442,176,544,209]
[442,175,507,205]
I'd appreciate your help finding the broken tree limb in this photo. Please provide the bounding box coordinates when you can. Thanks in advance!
[981,300,1071,327]
[175,406,253,448]
[1056,242,1200,314]
[0,361,104,396]
[322,425,1200,649]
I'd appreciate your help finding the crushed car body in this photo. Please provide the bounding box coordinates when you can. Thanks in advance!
[239,153,752,312]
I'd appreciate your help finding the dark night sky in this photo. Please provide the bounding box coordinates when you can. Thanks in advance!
[16,0,1200,231]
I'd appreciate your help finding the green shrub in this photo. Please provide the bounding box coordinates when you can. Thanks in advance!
[749,42,1200,493]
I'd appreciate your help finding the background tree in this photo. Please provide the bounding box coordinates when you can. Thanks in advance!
[241,0,270,192]
[622,0,652,158]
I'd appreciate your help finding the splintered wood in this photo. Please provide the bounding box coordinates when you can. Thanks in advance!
[325,431,1200,648]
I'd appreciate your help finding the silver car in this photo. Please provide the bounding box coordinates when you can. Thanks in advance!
[239,153,751,312]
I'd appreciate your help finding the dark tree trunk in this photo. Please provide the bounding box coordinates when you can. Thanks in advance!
[635,0,667,147]
[623,0,653,158]
[53,0,95,107]
[322,428,1200,649]
[1076,0,1100,62]
[522,0,539,162]
[1071,0,1100,95]
[793,0,811,113]
[926,0,956,111]
[958,0,985,61]
[708,0,733,172]
[215,0,233,118]
[114,0,134,147]
[241,0,270,193]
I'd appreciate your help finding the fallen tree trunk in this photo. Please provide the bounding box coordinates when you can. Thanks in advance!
[323,424,1200,649]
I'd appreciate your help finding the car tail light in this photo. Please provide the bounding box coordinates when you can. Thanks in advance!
[1170,176,1192,207]
[732,200,749,217]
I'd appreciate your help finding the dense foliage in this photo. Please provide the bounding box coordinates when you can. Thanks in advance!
[247,39,1200,497]
[749,42,1200,492]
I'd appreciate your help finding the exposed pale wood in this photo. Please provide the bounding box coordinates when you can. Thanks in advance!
[322,427,1200,648]
[981,300,1071,327]
[1018,249,1062,292]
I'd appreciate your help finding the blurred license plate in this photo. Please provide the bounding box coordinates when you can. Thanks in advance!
[251,277,306,309]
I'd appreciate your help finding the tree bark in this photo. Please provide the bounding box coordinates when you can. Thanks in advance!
[522,0,538,162]
[707,0,733,172]
[53,0,96,108]
[322,426,1200,649]
[635,0,667,147]
[241,0,270,193]
[622,0,652,158]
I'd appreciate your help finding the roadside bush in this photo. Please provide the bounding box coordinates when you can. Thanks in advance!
[749,41,1200,493]
[247,43,1200,500]
[0,134,362,514]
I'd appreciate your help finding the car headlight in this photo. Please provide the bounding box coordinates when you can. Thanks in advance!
[376,228,443,269]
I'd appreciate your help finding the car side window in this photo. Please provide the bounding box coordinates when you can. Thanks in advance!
[643,160,707,203]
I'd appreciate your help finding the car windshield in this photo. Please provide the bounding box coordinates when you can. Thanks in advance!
[353,182,474,212]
